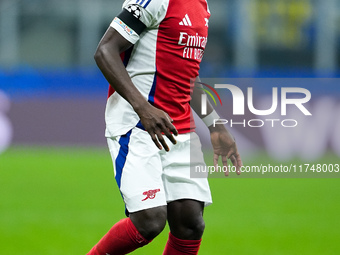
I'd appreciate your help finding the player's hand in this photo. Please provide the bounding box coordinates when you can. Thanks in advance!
[137,103,178,152]
[209,124,243,176]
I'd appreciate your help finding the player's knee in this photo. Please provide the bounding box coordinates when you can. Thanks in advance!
[140,210,167,240]
[130,206,167,240]
[195,217,206,234]
[175,214,205,240]
[187,215,206,239]
[145,216,167,239]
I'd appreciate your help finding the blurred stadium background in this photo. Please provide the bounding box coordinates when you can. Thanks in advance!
[1,0,340,254]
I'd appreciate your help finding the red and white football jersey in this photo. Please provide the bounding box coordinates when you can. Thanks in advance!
[105,0,210,137]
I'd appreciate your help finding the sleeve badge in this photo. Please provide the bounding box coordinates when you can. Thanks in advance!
[126,4,142,20]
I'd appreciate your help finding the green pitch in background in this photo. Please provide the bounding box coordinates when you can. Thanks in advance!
[1,147,339,255]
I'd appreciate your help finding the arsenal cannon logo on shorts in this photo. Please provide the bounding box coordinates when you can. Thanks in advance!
[142,189,161,201]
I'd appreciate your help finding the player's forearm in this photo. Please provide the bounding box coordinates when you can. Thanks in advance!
[94,42,148,114]
[191,78,227,132]
[191,77,214,119]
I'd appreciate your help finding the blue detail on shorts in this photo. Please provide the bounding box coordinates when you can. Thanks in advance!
[148,71,157,105]
[115,130,132,188]
[136,120,145,130]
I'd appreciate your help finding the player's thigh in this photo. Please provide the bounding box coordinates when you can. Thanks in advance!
[107,128,167,214]
[161,132,212,206]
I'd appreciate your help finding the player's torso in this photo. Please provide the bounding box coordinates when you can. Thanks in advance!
[136,0,210,133]
[127,0,210,77]
[155,0,210,74]
[106,0,210,136]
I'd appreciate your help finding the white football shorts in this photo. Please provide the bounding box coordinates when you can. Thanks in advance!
[107,127,212,214]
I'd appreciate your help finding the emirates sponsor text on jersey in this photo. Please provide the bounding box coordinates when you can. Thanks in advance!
[178,32,208,60]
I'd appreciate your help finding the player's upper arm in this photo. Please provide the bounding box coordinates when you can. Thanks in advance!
[110,0,168,44]
[95,0,168,63]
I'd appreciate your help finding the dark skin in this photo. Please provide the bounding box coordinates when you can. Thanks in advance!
[95,27,242,241]
[95,28,178,152]
[191,81,243,176]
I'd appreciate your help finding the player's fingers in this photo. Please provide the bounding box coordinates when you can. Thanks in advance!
[163,127,177,145]
[166,121,178,137]
[213,154,219,169]
[229,155,241,175]
[149,131,163,150]
[221,155,228,168]
[221,155,229,176]
[164,113,178,136]
[226,149,236,160]
[230,151,242,165]
[235,153,243,174]
[168,134,177,145]
[155,131,170,152]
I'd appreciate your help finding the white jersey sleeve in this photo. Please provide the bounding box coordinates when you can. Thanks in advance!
[110,0,169,44]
